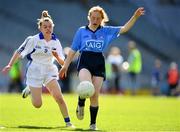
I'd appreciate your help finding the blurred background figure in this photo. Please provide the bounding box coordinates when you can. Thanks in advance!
[166,62,179,96]
[151,59,162,96]
[127,41,142,95]
[8,60,23,93]
[105,46,124,94]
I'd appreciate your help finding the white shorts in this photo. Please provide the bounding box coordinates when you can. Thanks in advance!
[26,62,59,88]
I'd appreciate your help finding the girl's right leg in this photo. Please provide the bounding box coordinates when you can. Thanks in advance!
[29,86,42,108]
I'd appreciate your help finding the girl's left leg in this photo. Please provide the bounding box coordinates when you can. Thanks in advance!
[46,79,73,127]
[89,76,103,130]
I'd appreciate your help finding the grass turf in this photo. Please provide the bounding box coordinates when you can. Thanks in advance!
[0,93,180,131]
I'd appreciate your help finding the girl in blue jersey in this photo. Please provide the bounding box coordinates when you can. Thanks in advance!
[59,6,145,130]
[1,10,74,128]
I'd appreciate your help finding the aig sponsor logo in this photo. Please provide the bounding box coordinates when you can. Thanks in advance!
[85,40,103,50]
[35,45,41,49]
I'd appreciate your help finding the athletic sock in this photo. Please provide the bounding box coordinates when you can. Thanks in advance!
[78,96,86,107]
[64,117,70,123]
[90,106,99,125]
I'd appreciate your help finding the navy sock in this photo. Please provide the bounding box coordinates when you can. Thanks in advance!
[78,96,86,107]
[90,106,99,125]
[64,117,70,123]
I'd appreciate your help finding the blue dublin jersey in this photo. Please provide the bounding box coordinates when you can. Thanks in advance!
[71,26,121,53]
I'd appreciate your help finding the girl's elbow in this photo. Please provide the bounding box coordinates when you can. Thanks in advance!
[121,28,128,34]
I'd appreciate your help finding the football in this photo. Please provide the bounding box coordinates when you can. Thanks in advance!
[76,81,95,99]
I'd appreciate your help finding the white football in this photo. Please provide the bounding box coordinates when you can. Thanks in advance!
[76,81,95,99]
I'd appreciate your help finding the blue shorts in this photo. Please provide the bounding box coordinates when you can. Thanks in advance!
[77,51,106,80]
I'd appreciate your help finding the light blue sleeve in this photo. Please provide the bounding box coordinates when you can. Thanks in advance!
[71,28,81,52]
[104,26,121,42]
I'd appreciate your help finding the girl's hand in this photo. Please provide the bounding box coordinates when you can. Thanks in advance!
[134,7,145,18]
[59,65,67,79]
[1,65,11,74]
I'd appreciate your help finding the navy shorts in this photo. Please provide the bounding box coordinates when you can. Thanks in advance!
[77,51,106,80]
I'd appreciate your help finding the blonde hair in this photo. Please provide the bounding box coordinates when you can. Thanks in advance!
[37,10,54,29]
[88,6,109,26]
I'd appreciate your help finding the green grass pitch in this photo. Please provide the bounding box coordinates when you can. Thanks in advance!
[0,93,180,131]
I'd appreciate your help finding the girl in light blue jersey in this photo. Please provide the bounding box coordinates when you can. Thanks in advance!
[59,6,145,130]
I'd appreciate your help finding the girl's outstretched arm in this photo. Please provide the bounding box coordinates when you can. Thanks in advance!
[120,7,145,34]
[1,51,21,74]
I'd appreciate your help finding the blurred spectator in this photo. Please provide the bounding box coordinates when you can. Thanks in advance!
[166,62,179,96]
[127,41,142,95]
[151,59,162,96]
[105,46,124,94]
[8,60,23,92]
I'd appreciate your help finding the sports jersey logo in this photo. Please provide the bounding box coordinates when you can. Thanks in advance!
[85,40,103,51]
[44,48,48,53]
[35,45,41,49]
[18,46,25,53]
[52,47,57,51]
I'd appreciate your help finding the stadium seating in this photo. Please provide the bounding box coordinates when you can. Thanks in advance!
[0,0,179,90]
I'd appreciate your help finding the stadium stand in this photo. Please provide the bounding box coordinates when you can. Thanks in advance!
[0,0,179,91]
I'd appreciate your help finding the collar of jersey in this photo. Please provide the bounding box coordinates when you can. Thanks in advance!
[85,25,102,33]
[39,32,57,40]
